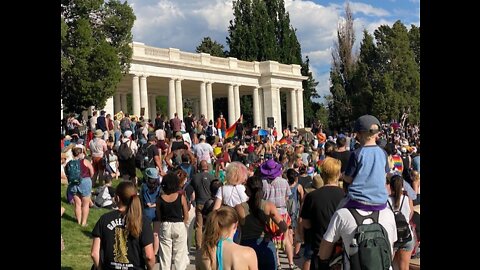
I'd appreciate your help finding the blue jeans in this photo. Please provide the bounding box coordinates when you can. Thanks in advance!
[241,238,277,270]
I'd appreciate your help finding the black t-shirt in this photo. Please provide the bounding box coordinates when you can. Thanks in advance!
[191,172,214,205]
[330,150,351,173]
[298,175,312,192]
[184,116,194,132]
[92,210,154,270]
[146,143,160,168]
[154,118,163,130]
[300,186,345,252]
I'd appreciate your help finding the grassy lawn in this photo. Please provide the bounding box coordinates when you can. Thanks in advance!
[61,184,107,269]
[61,176,130,270]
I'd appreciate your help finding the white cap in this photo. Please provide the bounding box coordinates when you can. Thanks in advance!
[124,130,133,138]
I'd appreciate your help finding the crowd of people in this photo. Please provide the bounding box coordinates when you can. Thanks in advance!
[61,110,421,270]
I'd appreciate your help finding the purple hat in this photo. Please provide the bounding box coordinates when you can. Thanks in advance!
[260,159,283,180]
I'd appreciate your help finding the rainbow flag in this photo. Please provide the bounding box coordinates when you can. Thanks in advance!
[225,122,237,139]
[392,154,403,172]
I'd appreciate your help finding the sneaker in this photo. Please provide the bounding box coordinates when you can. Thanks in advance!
[289,264,300,270]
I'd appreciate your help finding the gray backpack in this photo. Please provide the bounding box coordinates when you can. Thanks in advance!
[347,209,392,270]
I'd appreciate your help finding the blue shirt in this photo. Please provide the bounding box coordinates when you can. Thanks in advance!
[345,145,389,205]
[141,184,160,221]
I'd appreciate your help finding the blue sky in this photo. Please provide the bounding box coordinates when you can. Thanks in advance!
[128,0,420,103]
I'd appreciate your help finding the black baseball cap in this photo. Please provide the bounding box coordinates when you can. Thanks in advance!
[354,115,381,133]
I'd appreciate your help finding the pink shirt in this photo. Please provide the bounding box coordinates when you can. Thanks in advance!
[89,138,108,158]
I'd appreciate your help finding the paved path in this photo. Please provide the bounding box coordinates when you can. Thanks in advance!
[154,247,305,270]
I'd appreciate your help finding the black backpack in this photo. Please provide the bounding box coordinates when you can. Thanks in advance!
[117,140,133,161]
[135,144,154,170]
[206,126,214,137]
[347,209,392,270]
[387,195,413,248]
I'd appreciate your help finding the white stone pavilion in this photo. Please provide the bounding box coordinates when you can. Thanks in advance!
[74,42,308,129]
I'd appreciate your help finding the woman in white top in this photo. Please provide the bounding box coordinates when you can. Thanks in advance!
[213,162,249,210]
[387,175,414,270]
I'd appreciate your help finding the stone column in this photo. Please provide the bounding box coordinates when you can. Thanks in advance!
[297,88,304,128]
[132,75,141,116]
[168,78,176,119]
[228,84,235,126]
[286,90,292,128]
[103,96,114,116]
[276,88,282,132]
[234,85,241,120]
[150,95,157,120]
[259,88,264,128]
[140,75,149,119]
[200,82,207,117]
[120,93,128,114]
[252,87,260,127]
[114,94,121,114]
[290,89,298,129]
[175,79,183,120]
[261,86,281,132]
[206,82,214,122]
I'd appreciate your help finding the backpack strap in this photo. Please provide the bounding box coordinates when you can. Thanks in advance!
[387,194,406,211]
[347,208,380,226]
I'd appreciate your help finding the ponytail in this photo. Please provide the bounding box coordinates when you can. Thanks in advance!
[116,181,143,238]
[201,207,238,269]
[390,175,404,209]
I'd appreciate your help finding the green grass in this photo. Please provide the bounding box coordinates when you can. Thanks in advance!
[61,175,139,270]
[61,184,109,269]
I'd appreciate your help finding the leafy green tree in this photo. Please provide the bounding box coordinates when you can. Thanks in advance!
[195,37,226,57]
[373,21,420,123]
[301,56,320,127]
[227,0,311,128]
[408,25,420,67]
[61,0,135,113]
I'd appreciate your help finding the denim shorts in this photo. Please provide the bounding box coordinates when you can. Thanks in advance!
[68,177,92,197]
[303,243,314,260]
[394,234,415,252]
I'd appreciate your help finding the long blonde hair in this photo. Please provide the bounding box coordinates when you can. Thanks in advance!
[202,206,239,269]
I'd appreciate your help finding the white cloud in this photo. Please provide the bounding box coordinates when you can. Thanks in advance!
[285,1,340,55]
[130,0,233,51]
[305,48,333,69]
[349,1,390,17]
[193,1,233,32]
[127,0,418,104]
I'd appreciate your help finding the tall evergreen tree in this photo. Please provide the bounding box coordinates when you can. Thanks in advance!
[301,56,320,126]
[61,0,135,113]
[227,0,313,128]
[195,37,226,57]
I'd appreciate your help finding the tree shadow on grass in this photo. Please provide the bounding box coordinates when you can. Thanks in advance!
[62,213,78,223]
[61,196,70,204]
[82,230,93,238]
